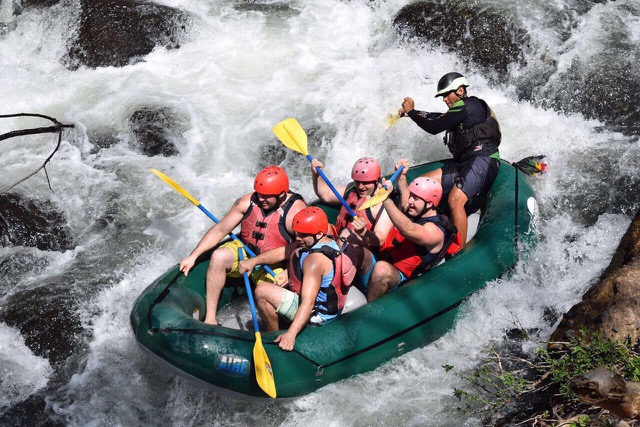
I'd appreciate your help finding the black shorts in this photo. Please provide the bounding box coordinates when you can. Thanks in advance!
[441,156,500,214]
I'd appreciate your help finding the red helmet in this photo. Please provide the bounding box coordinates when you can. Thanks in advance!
[408,177,442,206]
[351,157,381,182]
[254,166,289,195]
[292,207,328,235]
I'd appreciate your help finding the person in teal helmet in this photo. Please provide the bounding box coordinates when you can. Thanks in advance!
[399,72,501,247]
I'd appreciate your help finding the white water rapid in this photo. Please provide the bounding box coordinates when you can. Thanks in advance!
[0,0,638,425]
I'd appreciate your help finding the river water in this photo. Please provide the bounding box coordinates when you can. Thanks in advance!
[1,0,639,425]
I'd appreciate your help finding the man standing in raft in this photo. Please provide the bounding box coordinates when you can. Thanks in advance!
[399,72,501,247]
[310,157,393,249]
[366,160,458,301]
[239,207,366,351]
[179,166,307,325]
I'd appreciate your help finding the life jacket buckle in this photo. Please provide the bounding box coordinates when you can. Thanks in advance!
[315,367,324,382]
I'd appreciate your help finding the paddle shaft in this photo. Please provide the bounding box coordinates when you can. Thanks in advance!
[385,165,404,188]
[308,155,358,218]
[239,250,261,333]
[149,169,276,278]
[195,204,277,278]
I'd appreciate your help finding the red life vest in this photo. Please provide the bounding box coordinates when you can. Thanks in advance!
[380,214,458,279]
[239,192,303,254]
[334,185,377,233]
[287,240,357,315]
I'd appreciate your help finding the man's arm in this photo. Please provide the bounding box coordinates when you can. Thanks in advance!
[407,101,467,135]
[238,243,294,276]
[382,198,444,250]
[310,158,347,204]
[274,253,329,351]
[179,193,251,275]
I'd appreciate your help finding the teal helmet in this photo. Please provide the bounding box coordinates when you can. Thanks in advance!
[435,72,469,97]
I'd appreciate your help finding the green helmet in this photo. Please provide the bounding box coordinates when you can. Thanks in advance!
[435,72,469,97]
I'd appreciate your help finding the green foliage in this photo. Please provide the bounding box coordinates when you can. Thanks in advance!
[444,327,640,422]
[538,328,640,398]
[443,347,536,416]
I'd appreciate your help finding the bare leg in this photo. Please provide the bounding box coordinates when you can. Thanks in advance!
[448,186,469,246]
[203,246,235,325]
[255,282,285,332]
[366,261,401,302]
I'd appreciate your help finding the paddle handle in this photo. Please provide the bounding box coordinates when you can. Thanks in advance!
[307,155,358,218]
[196,204,277,278]
[385,165,404,188]
[239,249,261,333]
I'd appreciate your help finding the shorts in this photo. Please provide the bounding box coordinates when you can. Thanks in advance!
[276,288,300,321]
[351,253,376,294]
[441,156,500,214]
[276,288,340,326]
[219,240,283,284]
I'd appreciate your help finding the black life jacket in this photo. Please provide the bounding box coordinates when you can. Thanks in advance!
[444,97,501,162]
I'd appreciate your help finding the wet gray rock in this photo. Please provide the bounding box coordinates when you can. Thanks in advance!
[128,106,186,156]
[536,54,640,135]
[393,1,528,76]
[0,281,85,366]
[0,193,74,251]
[65,0,190,70]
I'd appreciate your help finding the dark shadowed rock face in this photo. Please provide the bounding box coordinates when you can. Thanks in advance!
[21,0,61,7]
[536,54,640,135]
[551,208,640,344]
[66,0,190,70]
[0,194,74,251]
[393,1,528,75]
[0,283,85,366]
[128,107,185,156]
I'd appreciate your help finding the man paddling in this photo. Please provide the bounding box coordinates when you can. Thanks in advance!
[366,160,458,301]
[239,207,373,351]
[310,157,393,251]
[399,72,501,248]
[179,166,307,325]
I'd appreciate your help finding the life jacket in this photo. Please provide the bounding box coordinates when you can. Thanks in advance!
[239,192,304,254]
[380,214,458,279]
[334,184,377,233]
[287,239,357,316]
[444,97,501,162]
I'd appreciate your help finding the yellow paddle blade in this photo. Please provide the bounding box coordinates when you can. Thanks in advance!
[358,187,392,211]
[272,118,308,156]
[150,169,200,206]
[386,112,400,129]
[253,332,277,398]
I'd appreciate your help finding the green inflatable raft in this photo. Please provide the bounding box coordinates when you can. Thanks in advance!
[130,159,538,399]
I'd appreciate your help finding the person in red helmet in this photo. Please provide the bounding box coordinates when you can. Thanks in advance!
[310,156,393,249]
[238,206,372,351]
[366,159,459,302]
[179,166,307,325]
[398,72,501,247]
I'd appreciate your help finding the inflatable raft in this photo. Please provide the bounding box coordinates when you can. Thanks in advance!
[130,159,538,399]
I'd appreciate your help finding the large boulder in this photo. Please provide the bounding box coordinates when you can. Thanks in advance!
[65,0,190,70]
[535,54,640,135]
[393,1,528,76]
[128,106,186,156]
[0,281,85,366]
[550,208,640,343]
[0,193,74,251]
